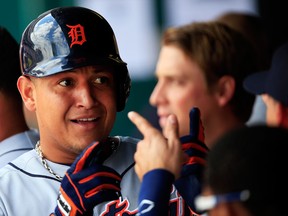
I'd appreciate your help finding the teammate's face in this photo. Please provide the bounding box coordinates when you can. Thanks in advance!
[18,65,117,163]
[150,45,218,137]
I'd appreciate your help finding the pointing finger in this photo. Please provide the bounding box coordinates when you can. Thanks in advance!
[128,111,156,138]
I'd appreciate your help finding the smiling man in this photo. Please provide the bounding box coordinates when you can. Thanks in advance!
[0,6,137,216]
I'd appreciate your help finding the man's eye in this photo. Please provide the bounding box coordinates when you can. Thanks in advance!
[59,79,73,86]
[94,77,109,84]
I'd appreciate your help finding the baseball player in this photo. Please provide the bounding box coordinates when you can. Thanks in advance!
[0,27,39,168]
[0,7,205,216]
[244,40,288,129]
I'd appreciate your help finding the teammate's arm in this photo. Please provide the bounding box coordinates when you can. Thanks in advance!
[129,108,208,216]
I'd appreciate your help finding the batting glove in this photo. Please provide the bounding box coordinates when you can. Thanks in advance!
[173,107,209,214]
[54,141,122,216]
[180,107,208,177]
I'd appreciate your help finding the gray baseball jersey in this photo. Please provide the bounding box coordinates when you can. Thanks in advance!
[0,136,190,215]
[0,129,39,168]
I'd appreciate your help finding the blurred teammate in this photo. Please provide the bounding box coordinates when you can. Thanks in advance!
[0,27,39,168]
[195,125,288,216]
[244,41,288,128]
[149,21,257,147]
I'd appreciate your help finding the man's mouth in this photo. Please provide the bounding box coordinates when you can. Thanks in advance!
[72,118,98,123]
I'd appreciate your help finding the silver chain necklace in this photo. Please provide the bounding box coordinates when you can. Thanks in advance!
[35,141,63,181]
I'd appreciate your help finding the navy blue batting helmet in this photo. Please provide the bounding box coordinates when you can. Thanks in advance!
[20,6,131,111]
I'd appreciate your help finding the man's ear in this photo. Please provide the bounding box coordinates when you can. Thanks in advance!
[17,76,36,112]
[214,75,235,107]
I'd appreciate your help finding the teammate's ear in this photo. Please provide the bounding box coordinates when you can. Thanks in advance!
[17,76,36,111]
[214,75,235,107]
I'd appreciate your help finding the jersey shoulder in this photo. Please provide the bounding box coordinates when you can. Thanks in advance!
[104,136,139,175]
[0,150,40,177]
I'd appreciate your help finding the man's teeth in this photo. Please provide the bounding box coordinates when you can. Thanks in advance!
[77,118,96,122]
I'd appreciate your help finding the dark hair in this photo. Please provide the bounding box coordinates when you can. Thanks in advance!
[205,125,288,215]
[161,21,256,122]
[216,12,272,71]
[0,27,21,99]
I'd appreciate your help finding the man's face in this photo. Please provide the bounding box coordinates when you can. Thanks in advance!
[149,45,218,137]
[20,65,117,162]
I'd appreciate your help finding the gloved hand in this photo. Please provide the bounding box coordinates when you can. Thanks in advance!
[180,107,208,177]
[173,107,209,214]
[54,141,122,216]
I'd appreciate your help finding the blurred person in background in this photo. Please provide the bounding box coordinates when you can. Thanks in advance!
[244,40,288,129]
[195,125,288,216]
[0,27,39,168]
[128,20,257,215]
[149,20,257,148]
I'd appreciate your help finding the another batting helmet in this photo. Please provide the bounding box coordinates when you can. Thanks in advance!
[20,6,130,111]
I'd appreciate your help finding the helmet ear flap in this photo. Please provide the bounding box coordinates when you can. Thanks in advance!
[20,6,131,111]
[116,66,131,112]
